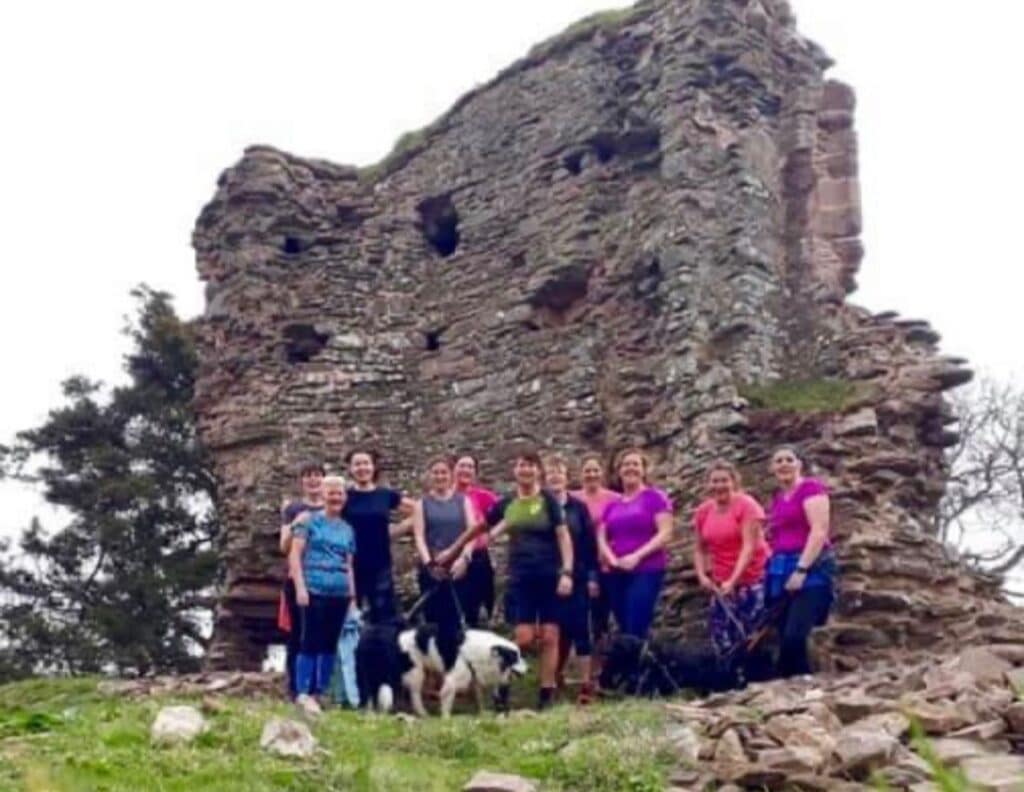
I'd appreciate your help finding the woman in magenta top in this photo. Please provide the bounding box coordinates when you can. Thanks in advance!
[765,445,835,678]
[596,448,674,639]
[692,460,769,655]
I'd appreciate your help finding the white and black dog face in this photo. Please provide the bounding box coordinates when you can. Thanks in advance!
[399,627,527,718]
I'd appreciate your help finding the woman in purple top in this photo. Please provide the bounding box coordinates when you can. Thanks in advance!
[765,445,836,678]
[596,448,675,639]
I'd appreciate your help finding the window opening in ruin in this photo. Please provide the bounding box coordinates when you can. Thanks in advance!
[416,195,461,258]
[564,150,585,175]
[283,323,330,364]
[424,329,442,351]
[282,235,308,255]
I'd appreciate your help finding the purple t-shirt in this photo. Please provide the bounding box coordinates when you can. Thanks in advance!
[768,478,829,553]
[602,487,673,572]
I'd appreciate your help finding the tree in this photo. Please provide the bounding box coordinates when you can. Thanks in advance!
[0,286,220,679]
[939,376,1024,580]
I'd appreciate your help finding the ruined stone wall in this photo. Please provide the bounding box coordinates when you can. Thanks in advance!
[193,0,1023,668]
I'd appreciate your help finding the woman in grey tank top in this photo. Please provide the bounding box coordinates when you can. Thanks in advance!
[412,456,476,636]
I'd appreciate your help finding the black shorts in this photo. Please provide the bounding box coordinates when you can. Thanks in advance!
[559,580,592,656]
[505,573,559,626]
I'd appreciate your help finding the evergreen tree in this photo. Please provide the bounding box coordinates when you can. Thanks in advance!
[0,286,219,679]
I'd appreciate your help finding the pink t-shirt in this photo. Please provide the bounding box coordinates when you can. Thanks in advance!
[571,488,621,573]
[570,487,621,527]
[463,486,498,550]
[768,478,829,553]
[693,493,768,586]
[602,487,673,572]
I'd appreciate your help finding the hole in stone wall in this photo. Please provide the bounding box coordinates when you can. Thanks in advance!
[593,135,617,164]
[282,235,310,255]
[416,195,461,258]
[563,151,585,175]
[424,329,442,351]
[283,323,330,363]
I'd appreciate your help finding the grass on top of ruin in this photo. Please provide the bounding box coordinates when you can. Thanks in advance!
[0,675,675,792]
[740,378,876,414]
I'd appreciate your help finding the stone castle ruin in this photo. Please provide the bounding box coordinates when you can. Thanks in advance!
[193,0,1024,669]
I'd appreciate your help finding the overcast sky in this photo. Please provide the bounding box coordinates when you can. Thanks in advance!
[1,1,1022,540]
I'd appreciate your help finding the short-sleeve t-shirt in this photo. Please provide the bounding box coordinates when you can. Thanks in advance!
[570,488,621,528]
[463,486,499,551]
[282,500,324,524]
[343,487,402,582]
[693,493,768,586]
[768,478,829,554]
[293,513,356,597]
[488,489,565,579]
[602,487,673,572]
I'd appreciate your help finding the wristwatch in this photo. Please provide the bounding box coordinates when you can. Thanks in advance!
[796,565,810,574]
[559,568,572,578]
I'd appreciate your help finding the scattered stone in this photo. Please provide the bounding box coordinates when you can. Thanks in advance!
[948,646,1014,686]
[1004,701,1024,732]
[664,724,701,764]
[832,727,897,774]
[463,771,538,792]
[845,711,909,739]
[960,754,1024,791]
[151,705,207,745]
[714,729,748,764]
[902,698,970,735]
[259,718,316,759]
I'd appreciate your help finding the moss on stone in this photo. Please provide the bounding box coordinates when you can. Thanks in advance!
[740,379,873,413]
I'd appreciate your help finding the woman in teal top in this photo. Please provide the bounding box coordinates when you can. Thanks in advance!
[289,475,357,707]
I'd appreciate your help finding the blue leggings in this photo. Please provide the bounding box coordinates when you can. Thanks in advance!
[294,593,349,696]
[608,570,665,639]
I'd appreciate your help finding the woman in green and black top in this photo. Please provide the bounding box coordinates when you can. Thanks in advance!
[487,448,573,710]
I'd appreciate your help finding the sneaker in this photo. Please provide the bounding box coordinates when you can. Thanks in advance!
[537,686,555,711]
[576,682,595,706]
[296,693,322,718]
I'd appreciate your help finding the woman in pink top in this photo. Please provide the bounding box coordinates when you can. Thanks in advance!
[571,453,620,654]
[692,460,769,655]
[596,448,675,639]
[452,453,498,627]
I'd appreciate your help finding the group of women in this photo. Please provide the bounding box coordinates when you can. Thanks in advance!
[277,444,835,710]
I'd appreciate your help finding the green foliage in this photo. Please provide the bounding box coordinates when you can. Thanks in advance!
[740,378,873,413]
[0,287,219,681]
[0,677,675,792]
[907,720,972,792]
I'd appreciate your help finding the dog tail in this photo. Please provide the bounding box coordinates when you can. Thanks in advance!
[377,684,394,713]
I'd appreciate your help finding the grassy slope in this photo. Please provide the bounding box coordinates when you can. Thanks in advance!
[0,677,675,792]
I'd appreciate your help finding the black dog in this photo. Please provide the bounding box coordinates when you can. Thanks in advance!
[355,618,414,712]
[599,635,776,697]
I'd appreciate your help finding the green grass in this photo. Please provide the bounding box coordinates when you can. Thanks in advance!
[740,378,874,413]
[0,677,675,792]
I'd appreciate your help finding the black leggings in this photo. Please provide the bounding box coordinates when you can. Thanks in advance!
[774,585,832,677]
[462,549,495,627]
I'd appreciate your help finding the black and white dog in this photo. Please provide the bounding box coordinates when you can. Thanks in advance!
[400,625,527,718]
[598,635,776,697]
[356,621,527,717]
[355,619,413,713]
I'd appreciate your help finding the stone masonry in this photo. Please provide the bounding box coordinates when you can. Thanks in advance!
[193,0,1024,668]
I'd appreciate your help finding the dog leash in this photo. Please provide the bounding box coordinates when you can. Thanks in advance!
[635,639,684,697]
[712,590,750,641]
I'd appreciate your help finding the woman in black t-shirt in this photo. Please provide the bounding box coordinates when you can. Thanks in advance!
[342,448,415,623]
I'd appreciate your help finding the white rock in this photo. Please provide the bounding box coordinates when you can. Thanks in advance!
[463,770,538,792]
[151,705,207,745]
[259,718,317,758]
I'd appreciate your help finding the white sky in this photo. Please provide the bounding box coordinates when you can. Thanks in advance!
[1,1,1022,542]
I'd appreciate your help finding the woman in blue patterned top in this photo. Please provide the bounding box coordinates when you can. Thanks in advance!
[289,475,357,710]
